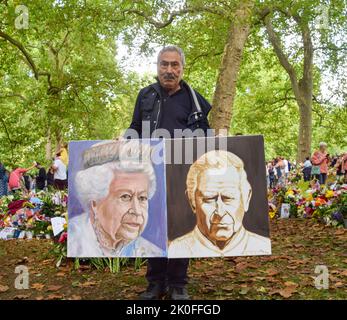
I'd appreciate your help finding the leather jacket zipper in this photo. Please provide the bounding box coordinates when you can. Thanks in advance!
[154,99,161,131]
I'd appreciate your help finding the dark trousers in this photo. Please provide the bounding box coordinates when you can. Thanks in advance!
[319,173,327,185]
[303,167,311,182]
[146,258,189,288]
[269,176,275,188]
[54,179,67,190]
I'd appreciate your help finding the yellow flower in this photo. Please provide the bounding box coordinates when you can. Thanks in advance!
[285,190,294,197]
[47,225,52,231]
[269,211,276,219]
[305,193,313,201]
[325,190,334,198]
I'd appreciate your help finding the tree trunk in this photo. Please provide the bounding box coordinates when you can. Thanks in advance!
[45,128,52,160]
[297,77,313,162]
[297,99,312,162]
[263,10,313,162]
[210,1,254,133]
[55,128,62,154]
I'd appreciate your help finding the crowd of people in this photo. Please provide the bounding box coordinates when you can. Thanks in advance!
[266,142,347,189]
[266,156,294,188]
[0,143,69,197]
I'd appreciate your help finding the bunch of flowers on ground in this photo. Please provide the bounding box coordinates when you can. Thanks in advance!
[0,190,68,239]
[269,178,347,227]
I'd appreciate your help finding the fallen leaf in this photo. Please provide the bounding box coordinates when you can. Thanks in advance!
[334,282,344,288]
[31,283,45,291]
[56,272,66,277]
[340,269,347,276]
[47,285,63,291]
[264,268,280,276]
[78,281,97,288]
[284,281,299,288]
[334,229,345,236]
[278,286,297,298]
[235,262,249,272]
[286,265,299,270]
[221,285,234,292]
[0,285,9,293]
[35,296,44,300]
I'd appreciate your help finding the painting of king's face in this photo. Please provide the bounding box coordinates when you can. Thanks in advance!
[194,167,245,246]
[91,171,149,245]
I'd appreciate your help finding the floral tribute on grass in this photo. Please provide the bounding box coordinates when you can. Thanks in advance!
[268,177,347,228]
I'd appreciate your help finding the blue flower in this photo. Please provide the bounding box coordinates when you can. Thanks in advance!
[331,211,343,222]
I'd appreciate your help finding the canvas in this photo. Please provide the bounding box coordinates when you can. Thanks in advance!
[67,139,167,258]
[166,136,271,258]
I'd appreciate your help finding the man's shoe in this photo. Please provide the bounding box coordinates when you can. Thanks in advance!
[138,283,168,300]
[166,287,190,300]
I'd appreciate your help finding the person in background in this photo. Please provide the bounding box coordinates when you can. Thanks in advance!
[275,157,285,186]
[268,162,276,189]
[266,162,270,189]
[335,153,347,182]
[59,143,69,168]
[52,152,67,190]
[23,174,32,193]
[302,157,312,182]
[283,157,289,184]
[330,155,338,168]
[0,162,8,197]
[8,162,37,193]
[311,142,328,185]
[46,164,55,188]
[35,162,47,191]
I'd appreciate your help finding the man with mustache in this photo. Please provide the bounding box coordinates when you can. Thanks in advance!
[68,140,165,258]
[126,46,212,300]
[168,150,271,257]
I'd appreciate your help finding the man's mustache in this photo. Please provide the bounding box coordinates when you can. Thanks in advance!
[163,73,176,80]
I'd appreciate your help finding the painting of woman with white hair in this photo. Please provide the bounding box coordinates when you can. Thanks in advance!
[67,139,167,258]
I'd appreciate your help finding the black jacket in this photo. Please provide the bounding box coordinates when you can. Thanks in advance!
[126,80,212,137]
[36,167,47,190]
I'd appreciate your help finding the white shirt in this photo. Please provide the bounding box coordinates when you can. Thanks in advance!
[304,160,312,168]
[68,212,165,258]
[283,159,289,173]
[168,226,271,258]
[53,158,67,180]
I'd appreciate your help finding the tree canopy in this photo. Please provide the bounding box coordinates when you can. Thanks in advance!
[0,0,346,168]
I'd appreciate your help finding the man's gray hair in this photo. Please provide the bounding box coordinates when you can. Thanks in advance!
[157,45,186,67]
[75,141,156,212]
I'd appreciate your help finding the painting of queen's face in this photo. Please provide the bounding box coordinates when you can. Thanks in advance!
[91,171,150,249]
[68,139,167,258]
